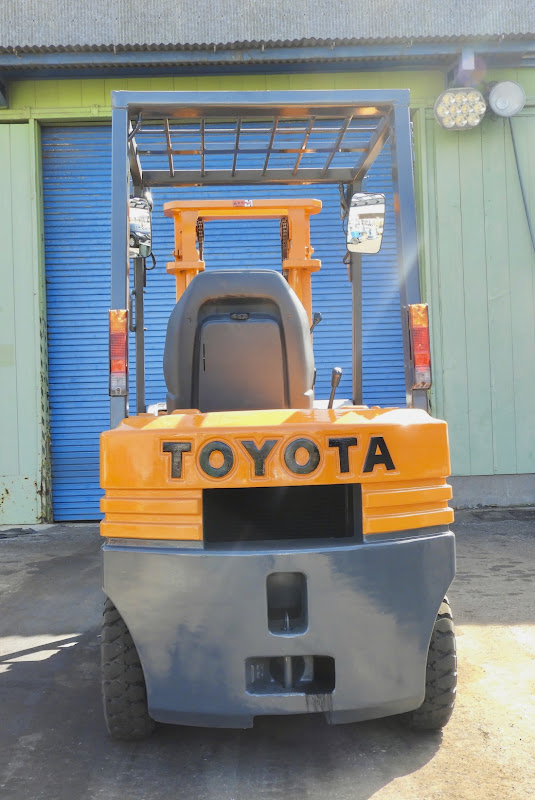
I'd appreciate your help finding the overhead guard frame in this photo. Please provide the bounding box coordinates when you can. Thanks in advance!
[110,90,424,427]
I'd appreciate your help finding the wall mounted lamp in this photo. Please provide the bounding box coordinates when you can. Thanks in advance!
[434,88,486,130]
[434,81,525,130]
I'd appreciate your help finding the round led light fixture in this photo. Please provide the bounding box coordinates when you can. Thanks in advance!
[488,81,525,117]
[434,87,486,130]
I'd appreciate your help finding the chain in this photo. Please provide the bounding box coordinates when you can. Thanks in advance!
[280,216,289,261]
[196,218,205,260]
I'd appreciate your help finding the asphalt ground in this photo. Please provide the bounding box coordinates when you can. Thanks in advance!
[0,509,534,800]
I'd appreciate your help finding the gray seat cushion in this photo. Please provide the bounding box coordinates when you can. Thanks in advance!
[163,270,315,412]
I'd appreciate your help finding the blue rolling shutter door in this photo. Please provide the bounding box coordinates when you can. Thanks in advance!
[43,127,112,521]
[361,145,406,407]
[43,126,405,521]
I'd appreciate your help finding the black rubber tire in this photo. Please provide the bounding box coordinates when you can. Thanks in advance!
[101,597,156,740]
[399,597,457,730]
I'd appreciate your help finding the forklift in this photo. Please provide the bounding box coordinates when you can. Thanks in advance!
[100,91,456,739]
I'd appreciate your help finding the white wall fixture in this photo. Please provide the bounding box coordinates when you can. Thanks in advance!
[488,81,526,117]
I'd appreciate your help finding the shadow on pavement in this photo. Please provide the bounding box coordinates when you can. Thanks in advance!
[0,626,441,800]
[451,510,535,626]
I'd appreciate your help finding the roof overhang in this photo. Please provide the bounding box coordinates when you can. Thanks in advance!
[1,38,534,81]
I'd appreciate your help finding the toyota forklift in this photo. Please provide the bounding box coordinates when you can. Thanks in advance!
[100,91,456,739]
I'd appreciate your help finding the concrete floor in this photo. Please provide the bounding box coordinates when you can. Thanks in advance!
[0,510,534,800]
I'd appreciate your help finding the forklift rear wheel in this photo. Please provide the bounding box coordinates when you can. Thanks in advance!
[101,597,156,740]
[399,598,457,730]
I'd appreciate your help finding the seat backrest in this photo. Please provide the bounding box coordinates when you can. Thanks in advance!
[163,270,315,413]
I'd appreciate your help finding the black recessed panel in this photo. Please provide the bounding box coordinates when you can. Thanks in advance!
[203,483,362,545]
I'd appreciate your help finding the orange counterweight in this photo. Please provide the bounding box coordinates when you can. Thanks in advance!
[100,407,453,541]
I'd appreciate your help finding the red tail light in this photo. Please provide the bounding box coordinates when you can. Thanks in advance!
[409,304,432,390]
[109,309,128,396]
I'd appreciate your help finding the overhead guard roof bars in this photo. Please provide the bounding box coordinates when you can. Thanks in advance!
[114,89,408,188]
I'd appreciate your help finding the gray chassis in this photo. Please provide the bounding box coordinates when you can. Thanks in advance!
[103,527,455,728]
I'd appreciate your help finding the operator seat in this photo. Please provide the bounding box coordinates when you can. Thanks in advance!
[163,270,315,413]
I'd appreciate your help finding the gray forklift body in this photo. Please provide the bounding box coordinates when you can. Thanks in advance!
[104,529,454,727]
[105,89,454,729]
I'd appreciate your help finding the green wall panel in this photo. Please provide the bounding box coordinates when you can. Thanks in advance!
[0,122,48,523]
[423,111,535,476]
[504,117,535,474]
[481,120,517,474]
[457,129,493,475]
[0,71,444,122]
[433,130,471,475]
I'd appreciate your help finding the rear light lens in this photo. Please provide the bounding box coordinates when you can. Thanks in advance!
[109,309,128,396]
[409,304,432,390]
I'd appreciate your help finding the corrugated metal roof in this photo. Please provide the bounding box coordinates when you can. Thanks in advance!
[1,1,534,49]
[1,34,534,56]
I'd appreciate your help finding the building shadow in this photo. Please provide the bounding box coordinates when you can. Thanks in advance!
[451,511,535,625]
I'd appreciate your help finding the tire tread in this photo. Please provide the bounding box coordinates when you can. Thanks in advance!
[399,597,457,731]
[101,597,156,740]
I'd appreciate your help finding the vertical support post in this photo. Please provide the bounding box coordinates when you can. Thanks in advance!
[164,208,205,301]
[110,102,130,427]
[389,104,427,410]
[350,252,363,405]
[347,181,363,405]
[133,256,146,414]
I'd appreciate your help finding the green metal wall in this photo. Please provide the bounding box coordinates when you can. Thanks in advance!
[418,103,535,477]
[2,71,443,118]
[0,122,50,523]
